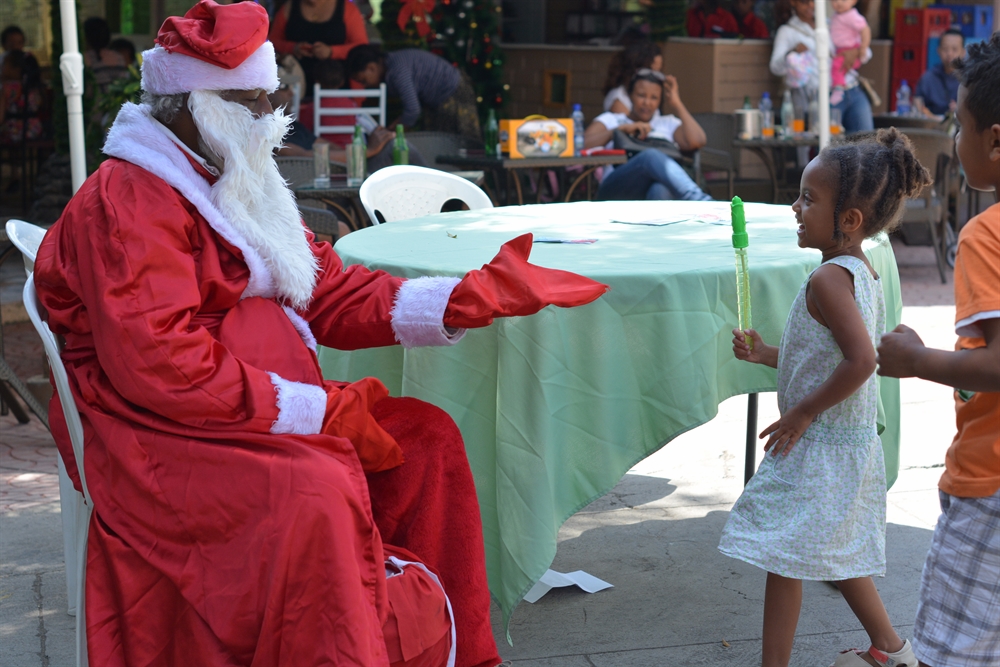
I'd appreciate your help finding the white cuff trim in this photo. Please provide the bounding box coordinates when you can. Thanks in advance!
[390,277,467,349]
[283,306,318,352]
[956,310,1000,339]
[269,373,326,435]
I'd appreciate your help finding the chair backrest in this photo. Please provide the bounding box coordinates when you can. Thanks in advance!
[5,218,47,273]
[692,112,739,166]
[314,83,387,139]
[276,156,346,189]
[898,128,954,199]
[298,205,340,239]
[358,165,493,225]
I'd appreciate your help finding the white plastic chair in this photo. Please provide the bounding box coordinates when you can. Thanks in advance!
[6,219,92,667]
[358,165,494,225]
[314,82,387,140]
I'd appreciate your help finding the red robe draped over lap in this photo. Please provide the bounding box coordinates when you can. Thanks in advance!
[33,133,499,666]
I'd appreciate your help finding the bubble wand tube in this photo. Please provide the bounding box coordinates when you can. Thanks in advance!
[731,197,752,350]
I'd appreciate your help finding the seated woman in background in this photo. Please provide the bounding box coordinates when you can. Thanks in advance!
[584,69,712,202]
[269,0,368,92]
[602,41,662,114]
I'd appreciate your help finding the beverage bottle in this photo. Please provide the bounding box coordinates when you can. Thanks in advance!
[896,80,912,115]
[743,95,753,110]
[571,103,585,156]
[346,124,366,187]
[392,124,409,165]
[484,109,499,157]
[780,89,795,137]
[758,92,774,138]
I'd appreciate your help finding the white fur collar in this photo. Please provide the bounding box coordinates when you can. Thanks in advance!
[103,103,284,303]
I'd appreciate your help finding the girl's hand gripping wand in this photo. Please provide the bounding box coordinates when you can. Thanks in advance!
[731,197,753,350]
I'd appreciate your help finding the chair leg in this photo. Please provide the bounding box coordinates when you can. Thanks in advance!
[928,211,948,284]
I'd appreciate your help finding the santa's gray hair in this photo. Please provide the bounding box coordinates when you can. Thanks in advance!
[141,91,187,124]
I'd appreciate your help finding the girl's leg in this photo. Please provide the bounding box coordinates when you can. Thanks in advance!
[763,572,802,667]
[836,577,905,664]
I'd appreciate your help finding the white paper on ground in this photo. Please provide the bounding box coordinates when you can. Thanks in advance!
[522,569,613,604]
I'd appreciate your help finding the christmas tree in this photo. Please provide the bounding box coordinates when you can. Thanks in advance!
[430,0,507,120]
[377,0,434,51]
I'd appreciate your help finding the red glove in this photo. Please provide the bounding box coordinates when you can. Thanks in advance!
[443,233,609,329]
[322,378,403,474]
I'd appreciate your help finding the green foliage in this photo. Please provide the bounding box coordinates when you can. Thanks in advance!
[647,0,688,40]
[429,0,506,121]
[84,65,142,171]
[376,0,432,51]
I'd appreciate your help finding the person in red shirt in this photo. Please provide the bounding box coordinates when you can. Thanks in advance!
[686,0,739,38]
[732,0,770,39]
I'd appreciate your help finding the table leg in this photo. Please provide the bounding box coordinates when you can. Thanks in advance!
[510,169,524,206]
[744,393,758,485]
[565,167,598,202]
[745,147,778,204]
[0,357,48,426]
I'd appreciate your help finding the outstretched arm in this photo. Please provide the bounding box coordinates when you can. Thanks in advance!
[877,320,1000,392]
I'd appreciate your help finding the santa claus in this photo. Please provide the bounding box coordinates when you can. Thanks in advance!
[32,2,607,666]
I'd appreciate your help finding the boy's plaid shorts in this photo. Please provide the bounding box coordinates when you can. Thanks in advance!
[913,488,1000,667]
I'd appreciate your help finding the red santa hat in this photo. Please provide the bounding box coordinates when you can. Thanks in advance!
[141,0,279,96]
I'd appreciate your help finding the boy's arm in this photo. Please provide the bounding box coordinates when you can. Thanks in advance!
[877,319,1000,391]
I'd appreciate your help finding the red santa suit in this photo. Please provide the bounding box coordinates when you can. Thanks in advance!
[34,7,607,665]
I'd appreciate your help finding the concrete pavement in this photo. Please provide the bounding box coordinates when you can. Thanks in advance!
[0,241,958,667]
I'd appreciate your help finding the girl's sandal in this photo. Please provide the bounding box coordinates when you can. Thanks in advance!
[829,639,917,667]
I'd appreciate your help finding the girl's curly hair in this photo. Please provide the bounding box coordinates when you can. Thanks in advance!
[820,128,932,241]
[603,42,662,95]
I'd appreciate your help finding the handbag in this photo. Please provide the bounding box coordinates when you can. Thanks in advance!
[858,76,882,109]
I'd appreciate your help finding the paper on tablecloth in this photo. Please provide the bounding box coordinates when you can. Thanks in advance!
[522,569,613,604]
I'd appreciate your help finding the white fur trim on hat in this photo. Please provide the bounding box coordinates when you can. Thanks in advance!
[269,372,326,436]
[390,277,466,348]
[141,41,279,95]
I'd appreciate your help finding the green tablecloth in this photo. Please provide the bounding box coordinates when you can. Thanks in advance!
[317,201,902,638]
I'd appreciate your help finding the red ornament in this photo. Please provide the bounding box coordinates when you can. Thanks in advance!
[398,0,437,38]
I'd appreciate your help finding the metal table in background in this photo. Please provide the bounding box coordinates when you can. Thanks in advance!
[294,180,365,230]
[733,135,821,204]
[435,153,628,206]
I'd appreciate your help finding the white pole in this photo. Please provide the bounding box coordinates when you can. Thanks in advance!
[58,0,87,194]
[815,0,831,150]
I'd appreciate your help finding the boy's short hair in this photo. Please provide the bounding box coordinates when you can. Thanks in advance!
[940,27,964,45]
[314,59,346,90]
[953,32,1000,132]
[109,37,136,63]
[345,44,384,79]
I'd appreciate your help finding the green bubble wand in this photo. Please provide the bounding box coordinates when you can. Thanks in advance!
[731,197,752,350]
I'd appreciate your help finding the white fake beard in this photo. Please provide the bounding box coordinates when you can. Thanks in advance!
[188,90,318,310]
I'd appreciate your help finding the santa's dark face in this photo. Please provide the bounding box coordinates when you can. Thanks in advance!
[219,88,274,118]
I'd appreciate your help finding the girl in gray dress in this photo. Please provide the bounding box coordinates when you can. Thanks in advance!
[719,129,931,667]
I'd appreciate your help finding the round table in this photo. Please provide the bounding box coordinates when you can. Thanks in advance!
[317,200,902,636]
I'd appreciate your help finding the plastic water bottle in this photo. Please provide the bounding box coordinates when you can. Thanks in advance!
[484,109,499,157]
[759,92,774,138]
[896,80,912,115]
[346,124,366,187]
[780,90,795,137]
[571,103,585,156]
[392,124,409,166]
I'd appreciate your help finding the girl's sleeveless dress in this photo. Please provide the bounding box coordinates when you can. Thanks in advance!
[719,255,887,580]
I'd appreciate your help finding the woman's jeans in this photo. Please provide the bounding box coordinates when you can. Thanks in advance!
[833,85,874,134]
[597,149,712,201]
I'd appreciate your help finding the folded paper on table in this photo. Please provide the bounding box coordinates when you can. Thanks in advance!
[522,569,613,604]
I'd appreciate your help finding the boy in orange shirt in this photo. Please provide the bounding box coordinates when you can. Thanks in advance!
[877,33,1000,667]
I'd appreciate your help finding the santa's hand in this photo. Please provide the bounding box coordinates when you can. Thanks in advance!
[443,234,609,329]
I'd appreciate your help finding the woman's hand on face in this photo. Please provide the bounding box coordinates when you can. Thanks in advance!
[622,121,652,139]
[662,75,681,108]
[312,42,332,60]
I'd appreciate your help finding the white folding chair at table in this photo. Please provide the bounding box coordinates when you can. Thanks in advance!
[358,165,494,225]
[314,82,387,141]
[6,219,93,667]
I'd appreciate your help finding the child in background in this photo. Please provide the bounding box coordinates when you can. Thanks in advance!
[732,0,770,39]
[829,0,870,105]
[876,33,1000,667]
[720,128,932,667]
[686,0,739,38]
